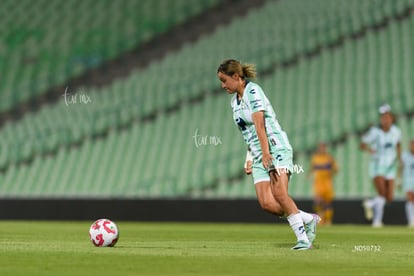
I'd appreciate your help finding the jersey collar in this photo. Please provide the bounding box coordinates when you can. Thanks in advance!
[236,80,250,105]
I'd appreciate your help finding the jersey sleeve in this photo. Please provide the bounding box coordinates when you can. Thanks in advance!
[395,126,402,142]
[361,127,377,145]
[246,84,266,113]
[402,151,408,165]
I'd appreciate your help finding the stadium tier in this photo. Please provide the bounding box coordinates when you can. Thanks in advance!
[0,0,220,112]
[0,0,413,198]
[262,14,414,152]
[0,95,243,198]
[2,0,413,163]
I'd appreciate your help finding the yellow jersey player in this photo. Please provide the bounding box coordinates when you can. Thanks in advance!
[310,143,338,225]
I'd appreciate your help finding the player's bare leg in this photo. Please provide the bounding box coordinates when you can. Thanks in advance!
[269,170,298,215]
[323,199,334,226]
[363,176,386,223]
[374,176,387,197]
[268,170,314,249]
[255,181,284,216]
[371,176,387,227]
[313,195,324,223]
[255,180,318,227]
[384,179,394,203]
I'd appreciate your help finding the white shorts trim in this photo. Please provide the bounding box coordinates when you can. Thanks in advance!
[254,177,270,185]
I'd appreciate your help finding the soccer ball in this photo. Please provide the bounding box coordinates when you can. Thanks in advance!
[89,219,119,247]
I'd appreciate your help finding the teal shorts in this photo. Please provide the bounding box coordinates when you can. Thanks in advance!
[252,148,293,184]
[369,161,397,180]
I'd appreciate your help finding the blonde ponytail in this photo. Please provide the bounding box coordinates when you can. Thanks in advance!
[242,63,256,79]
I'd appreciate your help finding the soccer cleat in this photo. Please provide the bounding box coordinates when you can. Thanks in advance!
[372,222,383,228]
[305,214,321,244]
[291,240,312,250]
[362,200,373,221]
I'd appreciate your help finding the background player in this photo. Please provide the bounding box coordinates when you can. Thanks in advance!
[360,104,402,227]
[217,59,320,250]
[401,139,414,227]
[309,142,338,225]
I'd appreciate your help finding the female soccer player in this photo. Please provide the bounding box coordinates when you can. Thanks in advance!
[310,143,338,225]
[401,139,414,227]
[361,104,402,227]
[217,59,320,250]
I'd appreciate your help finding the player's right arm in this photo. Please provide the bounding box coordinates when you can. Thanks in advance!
[360,127,376,154]
[360,143,375,153]
[397,150,406,183]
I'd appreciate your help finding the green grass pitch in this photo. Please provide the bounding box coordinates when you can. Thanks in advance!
[0,221,413,275]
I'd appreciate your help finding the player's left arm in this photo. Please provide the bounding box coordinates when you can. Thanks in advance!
[360,127,376,154]
[331,156,339,176]
[397,142,403,179]
[397,142,402,160]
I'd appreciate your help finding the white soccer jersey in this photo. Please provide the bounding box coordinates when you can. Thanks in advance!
[231,81,292,163]
[402,151,414,189]
[361,125,401,167]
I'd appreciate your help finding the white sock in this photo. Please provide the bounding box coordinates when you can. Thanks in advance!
[373,196,386,225]
[406,201,414,225]
[299,210,313,224]
[365,198,376,208]
[287,213,309,242]
[405,202,411,225]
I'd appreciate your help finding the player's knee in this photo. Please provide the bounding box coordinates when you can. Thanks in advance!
[271,187,289,203]
[270,176,289,200]
[259,200,273,213]
[258,199,282,215]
